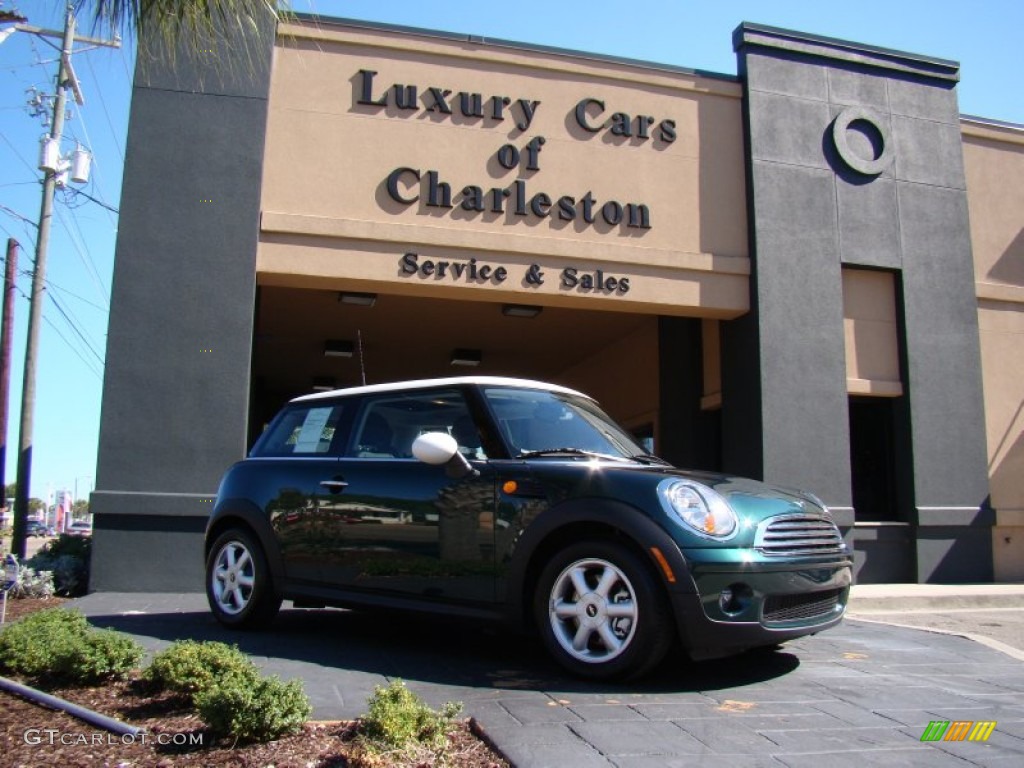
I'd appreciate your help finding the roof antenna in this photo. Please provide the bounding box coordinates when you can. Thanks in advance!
[357,330,367,386]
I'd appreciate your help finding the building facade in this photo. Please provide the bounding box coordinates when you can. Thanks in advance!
[90,15,1024,590]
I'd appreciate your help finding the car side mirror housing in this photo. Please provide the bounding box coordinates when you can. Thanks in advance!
[412,432,479,479]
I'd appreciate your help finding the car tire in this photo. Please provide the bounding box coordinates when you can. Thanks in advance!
[534,539,674,680]
[206,528,281,629]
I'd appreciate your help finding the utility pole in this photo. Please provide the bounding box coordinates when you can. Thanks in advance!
[10,7,76,560]
[9,5,117,559]
[1,239,16,520]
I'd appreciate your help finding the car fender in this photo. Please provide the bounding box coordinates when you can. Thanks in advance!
[205,499,286,586]
[503,497,697,628]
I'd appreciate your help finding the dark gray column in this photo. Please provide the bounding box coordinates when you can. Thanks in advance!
[90,23,275,591]
[658,318,720,472]
[727,27,854,530]
[731,24,992,582]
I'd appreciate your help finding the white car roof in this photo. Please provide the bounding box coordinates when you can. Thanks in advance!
[292,376,588,403]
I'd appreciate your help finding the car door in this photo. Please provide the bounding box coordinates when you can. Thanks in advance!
[316,387,498,604]
[247,400,350,585]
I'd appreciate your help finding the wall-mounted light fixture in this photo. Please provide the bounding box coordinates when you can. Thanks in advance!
[311,376,337,391]
[324,339,354,358]
[450,349,482,367]
[502,304,543,318]
[338,291,377,307]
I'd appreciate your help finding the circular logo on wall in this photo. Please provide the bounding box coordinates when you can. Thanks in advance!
[831,106,893,176]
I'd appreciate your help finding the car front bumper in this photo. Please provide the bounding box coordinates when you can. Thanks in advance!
[669,553,854,660]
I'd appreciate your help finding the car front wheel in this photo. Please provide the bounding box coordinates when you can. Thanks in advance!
[206,528,281,628]
[535,540,674,680]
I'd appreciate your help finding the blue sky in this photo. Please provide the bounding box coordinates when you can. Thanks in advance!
[0,0,1021,505]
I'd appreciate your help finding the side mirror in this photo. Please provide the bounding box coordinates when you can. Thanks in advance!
[411,432,479,479]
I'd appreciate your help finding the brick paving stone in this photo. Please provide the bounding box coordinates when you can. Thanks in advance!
[498,698,585,726]
[674,718,783,753]
[569,721,706,757]
[496,740,615,767]
[773,747,968,767]
[613,755,786,768]
[566,704,649,722]
[760,725,924,752]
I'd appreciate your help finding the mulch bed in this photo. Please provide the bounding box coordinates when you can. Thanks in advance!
[0,598,509,767]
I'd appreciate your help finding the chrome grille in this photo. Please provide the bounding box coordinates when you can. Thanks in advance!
[754,514,845,557]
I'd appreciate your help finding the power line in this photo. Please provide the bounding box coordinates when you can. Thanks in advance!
[84,52,124,163]
[13,284,103,379]
[0,204,38,249]
[3,256,107,357]
[47,290,104,365]
[0,253,110,315]
[54,204,111,306]
[0,130,37,175]
[63,186,118,214]
[43,271,106,356]
[43,312,103,380]
[44,276,109,313]
[0,203,36,228]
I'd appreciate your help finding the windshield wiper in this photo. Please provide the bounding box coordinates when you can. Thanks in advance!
[630,453,671,466]
[517,448,626,461]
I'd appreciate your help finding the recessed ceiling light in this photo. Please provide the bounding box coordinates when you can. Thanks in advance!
[338,292,377,307]
[450,349,482,367]
[324,339,354,358]
[502,304,543,318]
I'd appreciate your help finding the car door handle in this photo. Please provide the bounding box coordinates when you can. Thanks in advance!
[319,479,349,492]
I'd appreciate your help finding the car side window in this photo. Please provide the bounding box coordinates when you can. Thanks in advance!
[349,389,487,460]
[251,404,345,457]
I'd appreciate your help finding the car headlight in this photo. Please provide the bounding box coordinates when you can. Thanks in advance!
[659,479,738,539]
[803,491,832,518]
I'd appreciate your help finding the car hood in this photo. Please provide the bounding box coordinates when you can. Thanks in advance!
[606,462,833,521]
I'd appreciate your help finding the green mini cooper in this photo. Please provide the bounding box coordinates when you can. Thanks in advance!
[206,376,852,680]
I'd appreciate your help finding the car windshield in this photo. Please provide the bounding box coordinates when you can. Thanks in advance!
[483,386,645,460]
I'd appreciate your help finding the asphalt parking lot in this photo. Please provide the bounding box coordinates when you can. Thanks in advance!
[71,589,1024,767]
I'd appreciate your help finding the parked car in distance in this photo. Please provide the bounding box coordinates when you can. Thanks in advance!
[25,520,49,537]
[205,377,853,680]
[65,521,92,537]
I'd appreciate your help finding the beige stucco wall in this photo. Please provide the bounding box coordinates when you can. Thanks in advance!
[257,18,749,318]
[842,269,902,397]
[962,118,1024,581]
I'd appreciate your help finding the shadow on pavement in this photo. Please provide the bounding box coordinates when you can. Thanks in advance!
[85,605,801,695]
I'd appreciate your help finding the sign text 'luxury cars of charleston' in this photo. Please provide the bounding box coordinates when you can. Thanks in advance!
[356,68,682,296]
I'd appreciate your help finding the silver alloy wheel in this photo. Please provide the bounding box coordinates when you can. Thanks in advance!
[548,557,639,664]
[210,540,256,616]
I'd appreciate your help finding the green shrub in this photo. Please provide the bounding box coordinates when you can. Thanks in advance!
[194,674,312,743]
[0,607,142,685]
[144,640,258,697]
[0,608,88,679]
[360,679,463,753]
[63,629,144,684]
[8,566,55,599]
[27,535,91,596]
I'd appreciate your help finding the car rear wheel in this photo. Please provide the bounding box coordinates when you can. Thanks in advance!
[206,528,281,628]
[535,540,673,680]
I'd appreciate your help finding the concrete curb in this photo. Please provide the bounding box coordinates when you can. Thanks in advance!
[849,583,1024,611]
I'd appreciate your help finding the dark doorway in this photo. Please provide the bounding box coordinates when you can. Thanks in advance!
[849,396,914,583]
[849,397,898,522]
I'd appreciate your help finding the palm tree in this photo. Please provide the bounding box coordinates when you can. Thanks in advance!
[75,0,287,63]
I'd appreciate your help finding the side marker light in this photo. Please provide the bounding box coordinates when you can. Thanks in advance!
[649,547,676,583]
